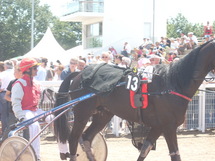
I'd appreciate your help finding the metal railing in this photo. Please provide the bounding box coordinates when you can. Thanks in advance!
[64,0,104,15]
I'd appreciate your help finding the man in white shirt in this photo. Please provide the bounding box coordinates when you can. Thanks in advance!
[0,60,14,133]
[187,32,198,49]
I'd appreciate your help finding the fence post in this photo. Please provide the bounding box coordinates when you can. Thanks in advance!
[199,84,206,132]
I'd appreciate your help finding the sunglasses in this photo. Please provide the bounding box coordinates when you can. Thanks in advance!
[102,56,108,58]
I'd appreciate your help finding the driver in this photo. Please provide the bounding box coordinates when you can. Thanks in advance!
[11,57,53,161]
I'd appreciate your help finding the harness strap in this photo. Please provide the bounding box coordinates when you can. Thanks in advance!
[141,90,192,102]
[169,91,192,102]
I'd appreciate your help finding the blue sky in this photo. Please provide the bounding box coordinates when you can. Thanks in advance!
[40,0,215,25]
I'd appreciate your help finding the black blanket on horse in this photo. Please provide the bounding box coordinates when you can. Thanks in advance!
[81,63,131,94]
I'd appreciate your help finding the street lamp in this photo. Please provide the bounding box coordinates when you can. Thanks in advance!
[152,0,155,43]
[31,0,34,49]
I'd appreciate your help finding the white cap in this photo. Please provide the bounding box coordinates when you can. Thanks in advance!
[141,58,151,64]
[148,54,164,60]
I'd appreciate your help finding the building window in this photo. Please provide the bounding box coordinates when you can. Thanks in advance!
[86,22,103,48]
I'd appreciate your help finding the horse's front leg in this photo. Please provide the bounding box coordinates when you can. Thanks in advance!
[163,126,181,161]
[68,120,87,161]
[137,127,162,161]
[82,109,114,161]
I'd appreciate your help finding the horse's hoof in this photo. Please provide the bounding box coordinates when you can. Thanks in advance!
[69,154,77,161]
[60,152,70,160]
[137,156,145,161]
[170,154,181,161]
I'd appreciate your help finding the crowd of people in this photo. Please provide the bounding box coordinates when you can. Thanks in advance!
[0,25,214,160]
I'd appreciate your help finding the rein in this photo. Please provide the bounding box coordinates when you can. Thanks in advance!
[55,82,193,102]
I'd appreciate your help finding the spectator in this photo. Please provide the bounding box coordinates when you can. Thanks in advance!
[169,38,179,53]
[34,57,48,81]
[46,68,55,81]
[180,32,188,40]
[202,36,210,44]
[0,60,14,133]
[154,42,164,57]
[94,55,102,64]
[101,52,113,64]
[165,37,171,48]
[136,46,144,59]
[114,54,124,67]
[177,37,187,55]
[5,62,22,102]
[145,38,153,49]
[187,32,198,49]
[141,54,161,82]
[86,53,94,65]
[121,42,131,57]
[138,57,151,69]
[77,59,86,71]
[56,60,62,65]
[4,62,22,134]
[149,54,162,65]
[160,37,166,47]
[108,46,117,57]
[140,38,149,48]
[60,57,79,80]
[204,21,213,38]
[11,57,53,160]
[167,53,173,62]
[210,34,214,40]
[148,47,154,55]
[53,65,65,81]
[122,57,131,68]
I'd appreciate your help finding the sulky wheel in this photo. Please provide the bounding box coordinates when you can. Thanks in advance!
[77,132,108,161]
[0,136,36,161]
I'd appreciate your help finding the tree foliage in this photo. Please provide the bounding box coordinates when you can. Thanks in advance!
[167,13,205,38]
[0,0,81,61]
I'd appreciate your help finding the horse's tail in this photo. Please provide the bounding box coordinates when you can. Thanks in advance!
[54,72,80,143]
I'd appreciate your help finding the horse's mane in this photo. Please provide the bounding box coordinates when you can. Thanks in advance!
[154,40,213,92]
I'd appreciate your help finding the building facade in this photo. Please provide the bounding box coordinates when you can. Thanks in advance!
[61,0,167,56]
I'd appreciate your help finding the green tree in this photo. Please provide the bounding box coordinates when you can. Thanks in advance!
[0,0,81,61]
[51,18,82,50]
[0,0,52,60]
[167,13,204,38]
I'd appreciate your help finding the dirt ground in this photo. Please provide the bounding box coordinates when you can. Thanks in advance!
[40,129,215,161]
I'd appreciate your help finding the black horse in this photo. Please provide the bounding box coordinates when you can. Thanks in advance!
[54,40,215,161]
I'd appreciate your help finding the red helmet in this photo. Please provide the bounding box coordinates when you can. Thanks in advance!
[19,57,40,72]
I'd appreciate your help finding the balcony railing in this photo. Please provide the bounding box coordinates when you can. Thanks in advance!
[64,1,104,15]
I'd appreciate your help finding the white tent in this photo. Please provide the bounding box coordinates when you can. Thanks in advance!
[66,45,84,57]
[23,27,67,64]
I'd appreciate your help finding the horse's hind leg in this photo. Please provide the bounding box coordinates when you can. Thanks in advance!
[82,108,114,161]
[137,127,162,161]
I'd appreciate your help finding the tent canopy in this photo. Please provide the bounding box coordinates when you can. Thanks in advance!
[23,28,67,64]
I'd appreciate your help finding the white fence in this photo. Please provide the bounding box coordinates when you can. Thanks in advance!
[39,81,215,134]
[185,83,215,132]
